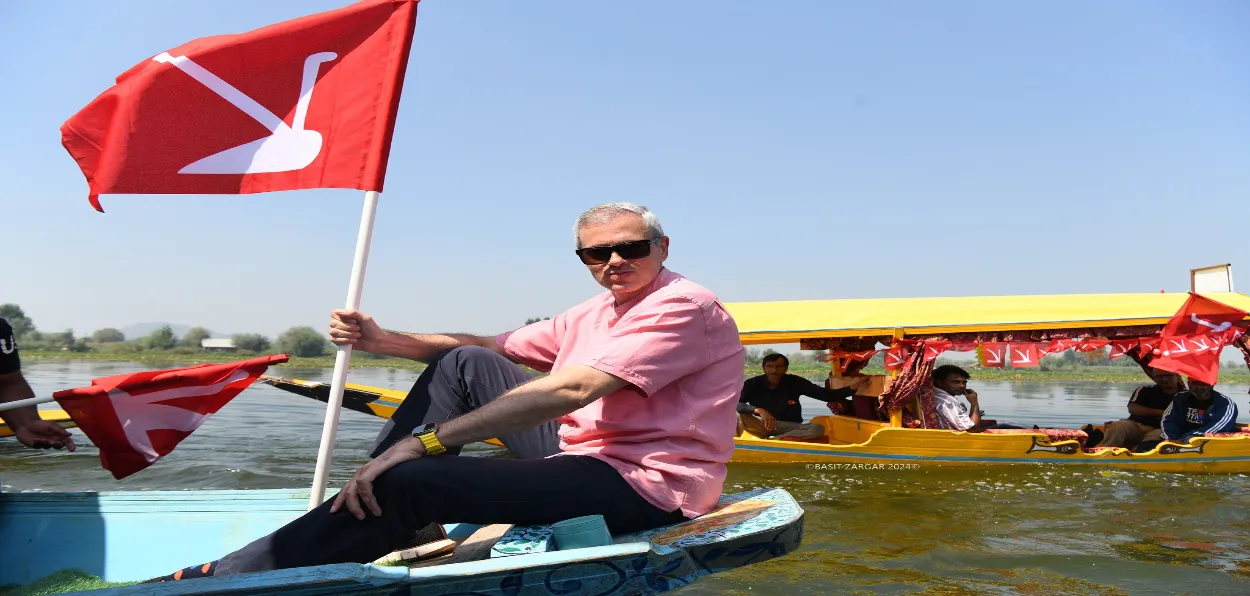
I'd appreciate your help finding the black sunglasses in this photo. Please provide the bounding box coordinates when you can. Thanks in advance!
[575,238,659,265]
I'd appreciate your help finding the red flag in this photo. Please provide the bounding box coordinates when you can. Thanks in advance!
[1160,293,1249,337]
[1149,294,1248,385]
[61,0,419,212]
[843,350,880,362]
[1108,340,1136,360]
[1150,334,1226,384]
[1040,339,1079,355]
[1008,343,1041,367]
[1138,337,1162,357]
[1075,339,1110,352]
[884,344,910,372]
[922,341,953,362]
[980,342,1007,368]
[52,355,289,479]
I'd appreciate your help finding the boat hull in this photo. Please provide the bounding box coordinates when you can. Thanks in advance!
[0,487,803,595]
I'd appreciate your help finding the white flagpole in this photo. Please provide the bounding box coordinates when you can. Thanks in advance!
[0,395,55,412]
[308,189,380,510]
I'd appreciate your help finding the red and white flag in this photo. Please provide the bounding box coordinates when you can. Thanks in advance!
[884,344,910,372]
[1008,343,1041,367]
[980,342,1007,368]
[1149,294,1249,385]
[61,0,419,212]
[1075,339,1110,353]
[922,341,953,362]
[1160,293,1248,337]
[1040,338,1080,355]
[1108,340,1136,360]
[52,355,289,479]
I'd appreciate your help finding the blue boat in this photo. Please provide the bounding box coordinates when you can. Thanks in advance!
[0,485,802,594]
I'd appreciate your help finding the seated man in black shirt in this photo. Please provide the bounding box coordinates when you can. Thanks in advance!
[736,354,864,440]
[1096,367,1183,448]
[0,317,76,450]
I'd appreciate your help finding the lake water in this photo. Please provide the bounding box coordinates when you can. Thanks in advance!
[5,361,1250,594]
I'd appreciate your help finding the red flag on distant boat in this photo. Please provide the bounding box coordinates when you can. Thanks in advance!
[52,355,289,479]
[1148,294,1249,385]
[1008,343,1041,367]
[1074,339,1109,352]
[884,344,910,372]
[1107,340,1136,360]
[979,342,1007,368]
[61,0,419,212]
[922,341,952,362]
[1040,339,1080,355]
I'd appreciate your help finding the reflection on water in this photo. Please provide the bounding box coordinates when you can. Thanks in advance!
[5,362,1250,593]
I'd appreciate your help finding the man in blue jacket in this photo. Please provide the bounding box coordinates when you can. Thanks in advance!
[1159,377,1238,444]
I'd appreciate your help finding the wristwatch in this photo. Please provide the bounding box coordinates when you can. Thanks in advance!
[411,423,446,456]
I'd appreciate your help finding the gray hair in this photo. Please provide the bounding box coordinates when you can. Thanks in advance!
[573,202,665,248]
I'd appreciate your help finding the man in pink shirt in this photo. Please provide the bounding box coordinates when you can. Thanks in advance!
[152,202,744,580]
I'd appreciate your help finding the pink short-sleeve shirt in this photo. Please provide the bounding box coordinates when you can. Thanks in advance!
[495,269,744,518]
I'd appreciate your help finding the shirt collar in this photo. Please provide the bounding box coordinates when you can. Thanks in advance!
[610,267,675,319]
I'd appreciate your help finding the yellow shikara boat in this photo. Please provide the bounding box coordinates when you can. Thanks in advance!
[263,289,1250,472]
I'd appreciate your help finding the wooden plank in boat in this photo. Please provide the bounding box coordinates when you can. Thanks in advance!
[443,524,515,565]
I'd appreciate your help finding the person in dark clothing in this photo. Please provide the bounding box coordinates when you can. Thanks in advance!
[1156,377,1238,446]
[1096,368,1183,448]
[737,354,863,439]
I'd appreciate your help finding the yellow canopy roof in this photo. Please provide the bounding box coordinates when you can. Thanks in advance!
[725,292,1250,345]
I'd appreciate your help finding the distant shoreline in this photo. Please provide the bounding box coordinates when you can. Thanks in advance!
[22,350,1250,384]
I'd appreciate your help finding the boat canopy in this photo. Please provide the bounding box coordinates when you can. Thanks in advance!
[725,292,1250,345]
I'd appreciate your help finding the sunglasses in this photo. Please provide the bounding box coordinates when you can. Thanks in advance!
[575,238,660,265]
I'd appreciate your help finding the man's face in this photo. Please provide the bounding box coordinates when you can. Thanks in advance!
[1151,369,1182,393]
[763,359,788,382]
[1187,377,1214,398]
[576,214,668,303]
[935,374,968,395]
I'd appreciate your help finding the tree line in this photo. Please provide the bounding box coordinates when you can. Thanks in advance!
[0,303,339,358]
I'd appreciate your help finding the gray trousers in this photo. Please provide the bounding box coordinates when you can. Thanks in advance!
[369,346,560,459]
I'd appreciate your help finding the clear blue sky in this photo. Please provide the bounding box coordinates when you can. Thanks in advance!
[3,0,1248,342]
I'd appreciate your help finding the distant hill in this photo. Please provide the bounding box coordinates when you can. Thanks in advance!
[119,322,194,340]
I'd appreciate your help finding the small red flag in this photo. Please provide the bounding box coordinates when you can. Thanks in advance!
[52,355,289,479]
[1009,343,1041,367]
[1039,339,1080,355]
[884,344,910,372]
[61,0,419,212]
[1108,340,1136,360]
[979,342,1007,368]
[922,341,952,362]
[1075,339,1110,353]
